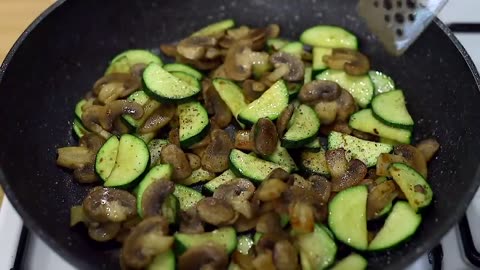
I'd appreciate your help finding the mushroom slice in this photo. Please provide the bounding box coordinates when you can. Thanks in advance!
[201,129,234,173]
[234,130,254,151]
[224,41,255,81]
[87,222,121,242]
[93,73,141,98]
[289,201,315,233]
[252,250,277,270]
[82,187,137,223]
[319,121,353,136]
[256,178,288,202]
[104,100,144,130]
[394,144,428,178]
[121,216,173,269]
[203,83,232,128]
[273,240,299,270]
[265,24,280,38]
[79,133,107,153]
[178,244,229,270]
[138,103,176,134]
[314,101,338,125]
[214,178,256,218]
[252,118,278,156]
[177,36,217,60]
[270,52,305,81]
[336,89,357,122]
[232,251,256,270]
[234,215,258,232]
[141,180,175,218]
[323,48,371,76]
[73,163,99,184]
[168,128,181,147]
[81,105,111,139]
[256,212,282,234]
[160,44,178,57]
[267,168,291,182]
[242,80,263,103]
[298,80,342,103]
[325,149,349,179]
[196,197,238,226]
[186,153,202,170]
[416,138,440,162]
[331,159,368,192]
[367,180,398,219]
[56,146,94,169]
[276,104,295,137]
[160,144,192,181]
[309,175,332,203]
[376,153,407,177]
[179,207,205,234]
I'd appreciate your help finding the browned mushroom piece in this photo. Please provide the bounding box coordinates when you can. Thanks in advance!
[196,197,238,226]
[289,201,315,233]
[261,63,289,87]
[82,187,137,223]
[253,250,277,270]
[265,24,280,38]
[81,105,112,139]
[252,118,278,156]
[176,54,222,71]
[319,120,353,136]
[298,80,342,103]
[314,101,338,125]
[179,207,205,234]
[234,214,258,232]
[270,51,305,81]
[234,130,254,151]
[138,103,176,134]
[232,251,256,270]
[111,118,132,135]
[325,148,349,179]
[323,48,371,76]
[309,175,332,203]
[177,35,217,60]
[267,168,291,182]
[394,144,428,178]
[352,129,379,141]
[203,83,232,128]
[275,104,295,138]
[73,163,99,184]
[242,80,263,102]
[376,153,407,177]
[115,216,143,243]
[256,178,288,202]
[210,64,228,79]
[160,44,179,57]
[104,100,144,130]
[256,212,282,234]
[273,240,299,270]
[201,129,234,173]
[178,244,229,270]
[416,138,440,162]
[130,63,148,78]
[93,73,141,99]
[160,144,192,181]
[331,159,368,192]
[214,178,256,218]
[87,222,121,242]
[186,153,202,170]
[121,216,173,269]
[141,180,175,218]
[336,89,358,122]
[168,128,181,147]
[367,180,398,219]
[56,146,94,169]
[224,41,255,81]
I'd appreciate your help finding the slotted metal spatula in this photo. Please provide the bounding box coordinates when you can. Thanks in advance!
[358,0,448,55]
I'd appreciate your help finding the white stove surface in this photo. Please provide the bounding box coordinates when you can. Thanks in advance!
[1,0,480,269]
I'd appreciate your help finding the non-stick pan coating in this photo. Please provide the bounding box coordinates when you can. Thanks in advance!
[1,0,480,269]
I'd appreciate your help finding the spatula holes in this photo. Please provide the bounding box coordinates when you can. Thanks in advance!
[383,0,393,10]
[395,13,405,24]
[396,0,402,8]
[408,13,415,22]
[373,0,379,7]
[406,0,416,9]
[384,14,391,23]
[396,28,403,37]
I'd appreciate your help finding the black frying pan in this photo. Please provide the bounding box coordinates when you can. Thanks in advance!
[1,0,480,269]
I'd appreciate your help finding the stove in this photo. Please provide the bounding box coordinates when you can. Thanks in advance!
[1,0,480,269]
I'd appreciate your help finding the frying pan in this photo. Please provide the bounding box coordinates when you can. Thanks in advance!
[1,0,480,269]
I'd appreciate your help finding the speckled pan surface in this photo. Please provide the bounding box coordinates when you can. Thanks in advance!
[0,0,479,269]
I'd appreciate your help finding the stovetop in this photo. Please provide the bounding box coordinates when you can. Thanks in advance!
[1,0,480,269]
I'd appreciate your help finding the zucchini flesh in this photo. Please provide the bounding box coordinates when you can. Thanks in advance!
[104,134,150,187]
[328,131,393,167]
[178,101,209,148]
[106,49,162,75]
[229,149,290,182]
[203,169,236,194]
[123,91,151,128]
[266,38,289,51]
[264,143,298,172]
[304,65,313,84]
[72,119,89,138]
[74,99,87,120]
[300,25,358,49]
[238,80,289,125]
[349,109,412,144]
[170,71,201,90]
[147,250,175,270]
[328,185,368,250]
[163,63,203,80]
[316,69,374,108]
[136,164,173,217]
[174,227,237,254]
[237,235,254,254]
[389,163,433,211]
[304,137,322,149]
[177,168,215,186]
[191,19,235,37]
[368,201,421,251]
[148,139,169,166]
[371,90,414,129]
[143,63,200,102]
[162,195,180,224]
[296,224,337,269]
[331,253,367,270]
[369,70,395,95]
[300,149,329,176]
[173,184,204,210]
[95,136,120,181]
[312,47,332,72]
[212,78,248,118]
[282,104,320,148]
[280,41,304,58]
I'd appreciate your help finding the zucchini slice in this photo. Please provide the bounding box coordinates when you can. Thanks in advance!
[104,134,150,187]
[328,131,393,167]
[143,63,200,102]
[175,227,237,254]
[305,137,322,149]
[178,101,210,148]
[328,185,368,250]
[316,69,374,108]
[368,201,422,251]
[163,63,203,80]
[266,38,289,51]
[280,41,304,58]
[148,139,169,166]
[389,163,433,211]
[300,25,358,49]
[296,224,337,269]
[203,169,236,194]
[371,90,414,129]
[74,99,87,120]
[312,47,332,73]
[238,80,289,125]
[123,91,151,128]
[147,250,175,270]
[229,149,290,183]
[264,143,298,172]
[136,164,173,217]
[300,149,329,176]
[171,71,201,90]
[177,168,215,186]
[331,253,368,270]
[304,65,313,84]
[212,78,248,118]
[72,119,89,139]
[191,19,235,37]
[106,49,162,75]
[173,184,204,210]
[369,70,395,95]
[282,104,320,148]
[349,109,412,144]
[95,136,120,181]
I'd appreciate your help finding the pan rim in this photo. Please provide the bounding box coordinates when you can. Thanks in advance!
[0,1,479,269]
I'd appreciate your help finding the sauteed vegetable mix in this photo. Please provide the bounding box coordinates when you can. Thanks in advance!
[57,20,440,270]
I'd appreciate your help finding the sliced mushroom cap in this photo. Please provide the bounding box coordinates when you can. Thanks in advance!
[224,41,254,81]
[232,251,256,270]
[177,36,217,60]
[336,89,357,122]
[276,104,295,137]
[323,48,370,76]
[203,84,232,128]
[298,80,341,103]
[177,55,222,71]
[394,144,428,178]
[186,153,202,170]
[288,201,315,233]
[168,128,181,147]
[416,138,440,162]
[88,222,121,242]
[325,149,349,179]
[214,178,256,218]
[82,187,137,223]
[319,120,353,136]
[314,101,338,125]
[160,144,192,181]
[178,244,229,270]
[267,168,291,182]
[352,129,378,141]
[242,80,263,103]
[367,180,398,219]
[376,153,407,177]
[256,212,282,234]
[256,178,288,202]
[81,105,112,139]
[179,207,205,234]
[234,214,258,232]
[309,175,332,203]
[253,250,277,270]
[93,73,141,98]
[331,159,368,192]
[252,118,278,156]
[270,52,305,81]
[104,100,144,130]
[121,216,173,269]
[141,180,175,218]
[160,44,179,57]
[201,129,234,173]
[138,103,176,134]
[56,146,94,169]
[234,130,254,151]
[273,240,299,270]
[73,163,99,184]
[265,24,280,38]
[196,197,238,226]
